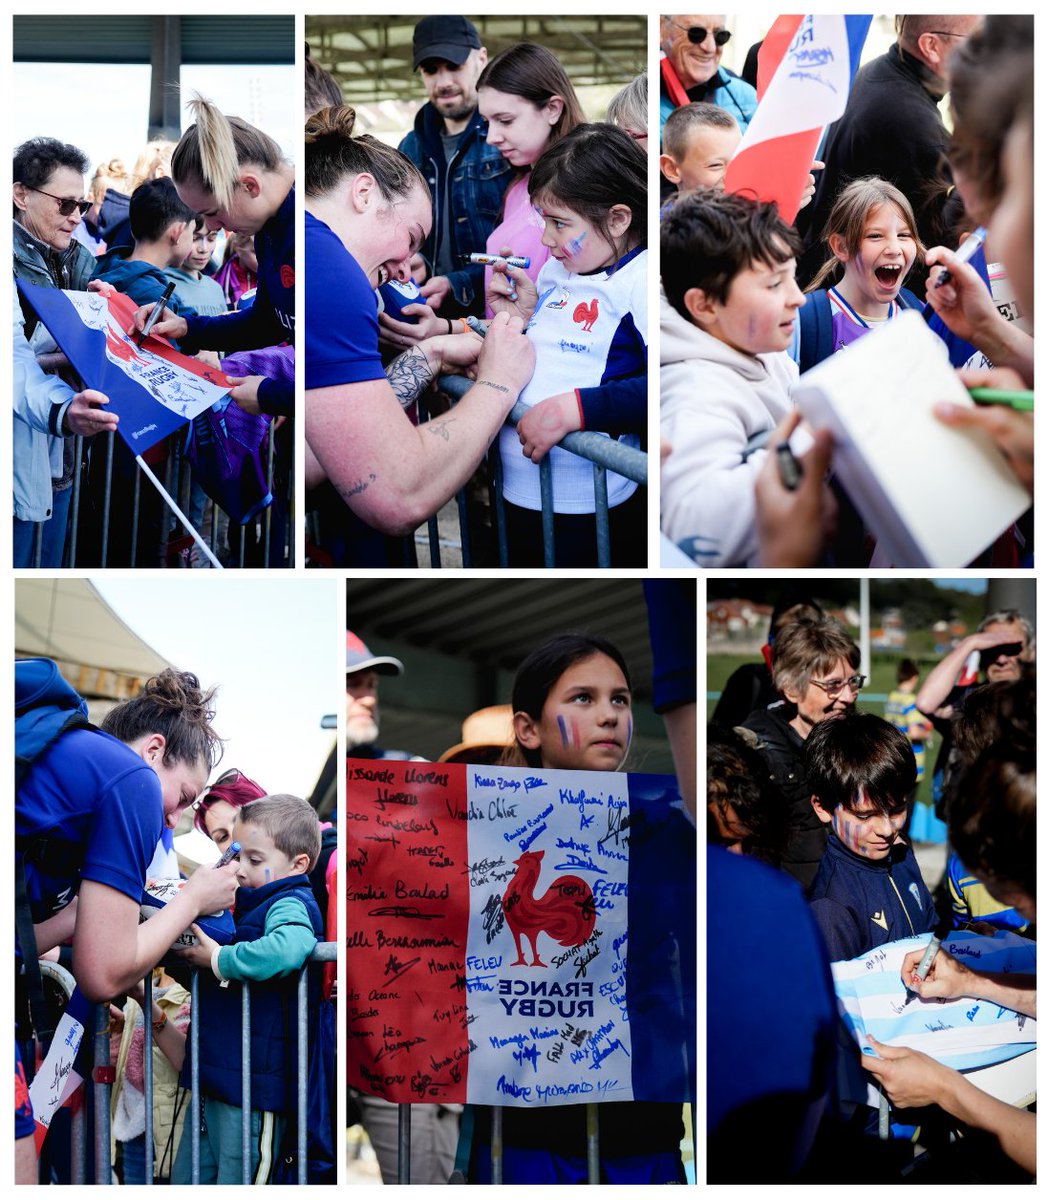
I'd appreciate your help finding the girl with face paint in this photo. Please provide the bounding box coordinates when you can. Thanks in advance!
[468,633,686,1185]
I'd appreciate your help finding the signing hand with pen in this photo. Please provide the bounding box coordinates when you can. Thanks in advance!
[130,302,188,344]
[936,367,1034,493]
[754,410,836,567]
[900,946,972,1001]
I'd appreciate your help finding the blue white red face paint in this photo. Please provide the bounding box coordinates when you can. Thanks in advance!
[564,231,587,259]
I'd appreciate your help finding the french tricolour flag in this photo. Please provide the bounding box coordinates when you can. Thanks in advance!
[724,15,871,223]
[16,281,231,454]
[345,760,694,1108]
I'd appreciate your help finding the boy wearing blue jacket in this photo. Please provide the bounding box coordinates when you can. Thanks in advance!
[172,793,328,1184]
[806,712,937,962]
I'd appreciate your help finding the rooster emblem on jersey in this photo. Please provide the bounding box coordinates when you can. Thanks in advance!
[572,297,599,332]
[501,850,596,967]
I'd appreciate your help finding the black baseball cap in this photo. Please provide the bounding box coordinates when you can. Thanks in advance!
[412,15,482,70]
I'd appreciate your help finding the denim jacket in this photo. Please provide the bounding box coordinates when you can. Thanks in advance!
[399,103,511,313]
[12,222,94,520]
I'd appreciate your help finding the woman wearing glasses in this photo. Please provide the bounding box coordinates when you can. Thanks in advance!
[13,137,119,567]
[658,16,756,139]
[741,616,864,887]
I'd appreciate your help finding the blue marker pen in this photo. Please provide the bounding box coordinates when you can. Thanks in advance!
[467,252,531,269]
[214,840,240,868]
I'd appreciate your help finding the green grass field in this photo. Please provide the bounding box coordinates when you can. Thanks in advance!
[707,653,936,811]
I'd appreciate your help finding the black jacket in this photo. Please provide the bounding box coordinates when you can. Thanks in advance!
[741,705,827,888]
[808,834,937,962]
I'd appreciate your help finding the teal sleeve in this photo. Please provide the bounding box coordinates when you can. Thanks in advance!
[216,895,317,982]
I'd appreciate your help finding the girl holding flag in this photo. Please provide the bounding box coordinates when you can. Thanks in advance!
[463,634,690,1184]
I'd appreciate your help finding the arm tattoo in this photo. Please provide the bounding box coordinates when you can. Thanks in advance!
[338,473,376,503]
[472,378,511,395]
[427,419,454,442]
[387,345,434,408]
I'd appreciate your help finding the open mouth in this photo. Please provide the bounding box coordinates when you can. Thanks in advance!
[376,265,390,287]
[875,264,903,288]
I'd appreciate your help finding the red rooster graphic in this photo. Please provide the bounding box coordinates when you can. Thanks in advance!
[572,298,599,332]
[501,850,596,967]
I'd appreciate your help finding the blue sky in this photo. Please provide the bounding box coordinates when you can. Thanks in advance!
[933,579,988,595]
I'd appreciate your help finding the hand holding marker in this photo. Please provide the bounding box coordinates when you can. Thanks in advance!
[468,251,531,302]
[214,840,240,869]
[136,280,177,344]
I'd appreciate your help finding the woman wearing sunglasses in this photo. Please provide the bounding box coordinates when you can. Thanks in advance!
[658,15,756,139]
[741,615,864,888]
[13,137,119,567]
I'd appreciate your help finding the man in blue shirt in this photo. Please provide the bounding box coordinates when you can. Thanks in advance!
[399,16,511,317]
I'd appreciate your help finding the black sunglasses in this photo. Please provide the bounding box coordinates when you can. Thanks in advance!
[979,642,1023,669]
[675,23,732,47]
[23,186,91,217]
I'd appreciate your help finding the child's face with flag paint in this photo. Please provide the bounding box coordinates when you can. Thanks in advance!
[233,816,308,888]
[536,199,625,274]
[812,788,907,860]
[517,652,633,772]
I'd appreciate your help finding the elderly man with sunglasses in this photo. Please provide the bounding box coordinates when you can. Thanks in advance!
[742,615,864,888]
[915,607,1033,820]
[13,137,118,567]
[659,15,757,139]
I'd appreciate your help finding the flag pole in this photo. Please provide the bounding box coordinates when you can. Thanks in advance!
[134,454,224,569]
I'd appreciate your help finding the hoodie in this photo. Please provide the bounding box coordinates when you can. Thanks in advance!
[660,293,797,566]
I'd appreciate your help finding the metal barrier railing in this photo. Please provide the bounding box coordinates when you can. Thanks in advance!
[28,943,334,1185]
[24,422,293,569]
[306,378,647,568]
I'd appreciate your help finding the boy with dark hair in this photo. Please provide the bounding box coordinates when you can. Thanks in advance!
[171,793,332,1184]
[660,190,805,566]
[805,712,936,961]
[91,177,200,316]
[164,224,227,319]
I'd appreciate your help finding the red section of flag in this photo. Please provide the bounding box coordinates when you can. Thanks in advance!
[756,15,804,99]
[105,291,234,388]
[345,759,470,1103]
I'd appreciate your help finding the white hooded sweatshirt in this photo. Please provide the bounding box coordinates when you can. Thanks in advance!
[660,294,798,566]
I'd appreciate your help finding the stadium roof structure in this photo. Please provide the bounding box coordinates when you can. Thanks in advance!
[14,16,293,140]
[345,578,680,768]
[307,15,646,107]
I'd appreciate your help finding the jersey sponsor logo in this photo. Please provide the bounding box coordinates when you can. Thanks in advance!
[908,882,923,910]
[870,910,888,930]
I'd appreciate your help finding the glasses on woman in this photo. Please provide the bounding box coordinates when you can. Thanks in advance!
[191,767,245,810]
[24,187,91,217]
[808,674,867,698]
[674,23,732,47]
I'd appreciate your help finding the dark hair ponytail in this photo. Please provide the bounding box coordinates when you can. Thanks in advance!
[305,104,427,203]
[101,668,223,770]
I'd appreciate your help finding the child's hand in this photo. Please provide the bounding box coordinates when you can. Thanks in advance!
[175,924,218,971]
[754,410,836,567]
[486,260,537,324]
[419,275,452,310]
[379,304,447,349]
[229,375,265,415]
[516,392,581,462]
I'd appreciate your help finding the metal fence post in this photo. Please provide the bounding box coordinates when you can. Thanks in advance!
[539,457,555,567]
[69,435,83,567]
[297,966,308,1185]
[143,972,154,1184]
[241,982,251,1184]
[100,431,115,567]
[585,1103,600,1184]
[397,1104,411,1184]
[491,1106,503,1185]
[592,465,611,568]
[92,1002,112,1184]
[190,970,200,1184]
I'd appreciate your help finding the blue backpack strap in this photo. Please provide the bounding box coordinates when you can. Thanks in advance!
[897,286,922,311]
[798,289,834,374]
[15,658,91,787]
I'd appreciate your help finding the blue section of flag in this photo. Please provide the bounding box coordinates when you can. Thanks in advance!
[845,16,873,77]
[625,774,696,1102]
[16,280,193,454]
[923,244,993,366]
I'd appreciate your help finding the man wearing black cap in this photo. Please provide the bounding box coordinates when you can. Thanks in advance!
[345,631,419,761]
[399,15,511,318]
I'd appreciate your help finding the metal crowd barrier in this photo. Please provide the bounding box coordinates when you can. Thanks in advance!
[306,378,647,568]
[35,944,334,1185]
[24,422,293,569]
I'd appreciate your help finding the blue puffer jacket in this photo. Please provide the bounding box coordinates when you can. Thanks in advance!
[399,104,511,314]
[658,68,758,138]
[190,875,324,1114]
